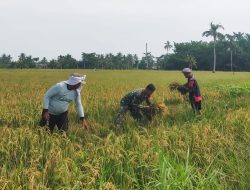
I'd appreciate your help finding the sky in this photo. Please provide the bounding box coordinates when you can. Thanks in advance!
[1,0,250,60]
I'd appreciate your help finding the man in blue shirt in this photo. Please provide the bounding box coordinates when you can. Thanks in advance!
[39,73,89,132]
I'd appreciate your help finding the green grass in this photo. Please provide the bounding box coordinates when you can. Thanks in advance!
[0,69,249,189]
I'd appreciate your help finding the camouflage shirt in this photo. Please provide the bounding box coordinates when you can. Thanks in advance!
[120,88,151,107]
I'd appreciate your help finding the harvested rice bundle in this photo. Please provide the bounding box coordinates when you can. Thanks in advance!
[169,82,189,95]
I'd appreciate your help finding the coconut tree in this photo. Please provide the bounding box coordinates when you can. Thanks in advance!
[202,22,224,73]
[233,32,244,41]
[245,33,250,41]
[225,34,236,72]
[185,54,197,70]
[164,41,173,55]
[233,32,244,66]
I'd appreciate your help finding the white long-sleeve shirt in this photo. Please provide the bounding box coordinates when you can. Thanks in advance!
[43,82,84,117]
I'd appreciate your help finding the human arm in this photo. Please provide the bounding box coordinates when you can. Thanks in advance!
[146,95,152,106]
[75,94,89,129]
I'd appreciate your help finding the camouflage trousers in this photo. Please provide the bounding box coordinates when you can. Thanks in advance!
[114,105,153,128]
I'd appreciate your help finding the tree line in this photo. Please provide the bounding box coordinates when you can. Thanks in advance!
[1,23,250,71]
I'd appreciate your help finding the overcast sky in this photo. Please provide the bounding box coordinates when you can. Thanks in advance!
[1,0,250,60]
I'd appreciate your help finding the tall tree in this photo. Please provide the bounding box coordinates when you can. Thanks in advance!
[185,54,197,69]
[48,59,58,69]
[233,32,244,41]
[57,54,77,69]
[245,33,250,41]
[17,53,26,69]
[0,54,12,68]
[225,34,236,72]
[81,53,99,69]
[140,53,155,69]
[164,41,173,55]
[202,22,224,73]
[38,57,48,68]
[17,53,37,68]
[124,54,134,70]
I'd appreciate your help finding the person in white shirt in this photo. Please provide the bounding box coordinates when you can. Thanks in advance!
[39,73,89,132]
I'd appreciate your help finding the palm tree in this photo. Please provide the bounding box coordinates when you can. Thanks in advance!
[233,32,244,41]
[225,34,236,72]
[185,54,197,70]
[164,41,173,55]
[245,33,250,41]
[202,22,224,73]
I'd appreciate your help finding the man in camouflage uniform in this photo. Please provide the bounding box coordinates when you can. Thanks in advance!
[115,84,156,128]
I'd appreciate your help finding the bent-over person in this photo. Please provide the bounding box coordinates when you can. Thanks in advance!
[40,73,89,132]
[115,84,156,128]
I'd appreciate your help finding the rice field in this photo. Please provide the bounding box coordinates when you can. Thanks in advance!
[0,69,249,190]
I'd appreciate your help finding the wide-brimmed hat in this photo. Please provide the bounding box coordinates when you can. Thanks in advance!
[64,73,86,85]
[182,68,192,73]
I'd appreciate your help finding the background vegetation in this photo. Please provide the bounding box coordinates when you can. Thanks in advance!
[1,31,250,71]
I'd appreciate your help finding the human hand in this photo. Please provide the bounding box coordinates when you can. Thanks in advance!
[81,119,90,129]
[42,110,50,120]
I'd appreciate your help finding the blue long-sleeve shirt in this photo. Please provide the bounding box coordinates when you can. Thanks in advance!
[43,82,84,117]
